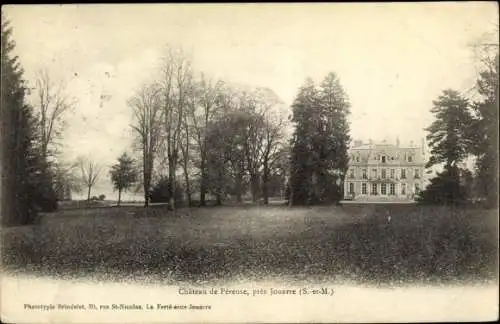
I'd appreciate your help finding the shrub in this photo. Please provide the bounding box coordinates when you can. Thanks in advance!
[149,177,184,206]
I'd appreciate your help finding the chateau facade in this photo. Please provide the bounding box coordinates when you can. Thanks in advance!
[344,139,425,202]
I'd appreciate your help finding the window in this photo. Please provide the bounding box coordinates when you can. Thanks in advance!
[372,168,377,179]
[414,169,420,179]
[362,169,367,179]
[372,183,377,195]
[401,168,406,179]
[415,183,420,193]
[350,169,355,179]
[349,183,354,194]
[401,183,406,195]
[381,169,386,179]
[362,183,367,194]
[381,183,387,195]
[390,169,395,179]
[382,156,386,163]
[390,183,395,195]
[356,156,360,162]
[408,156,413,162]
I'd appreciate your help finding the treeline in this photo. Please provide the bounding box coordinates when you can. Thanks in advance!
[128,47,289,208]
[127,47,353,208]
[419,41,498,207]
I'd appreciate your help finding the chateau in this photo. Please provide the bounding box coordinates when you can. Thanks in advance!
[344,139,426,202]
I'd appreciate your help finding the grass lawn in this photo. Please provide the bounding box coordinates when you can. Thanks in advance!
[1,204,498,286]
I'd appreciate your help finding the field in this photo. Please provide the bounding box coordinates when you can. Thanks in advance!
[1,204,498,286]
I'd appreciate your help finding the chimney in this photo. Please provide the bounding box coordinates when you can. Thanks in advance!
[369,138,373,145]
[421,138,425,155]
[410,140,414,147]
[396,137,400,148]
[354,140,362,147]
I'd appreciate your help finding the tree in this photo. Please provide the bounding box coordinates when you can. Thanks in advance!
[109,152,138,206]
[186,74,222,206]
[1,14,51,225]
[289,78,318,205]
[421,89,474,204]
[317,72,351,203]
[33,68,75,158]
[289,73,351,205]
[469,43,499,207]
[425,90,474,169]
[159,46,193,212]
[261,114,287,204]
[129,82,164,207]
[77,156,103,203]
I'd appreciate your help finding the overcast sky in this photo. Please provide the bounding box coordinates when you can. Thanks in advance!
[4,3,498,199]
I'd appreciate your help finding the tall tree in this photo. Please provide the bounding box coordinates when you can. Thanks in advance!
[110,152,138,206]
[77,156,103,203]
[289,73,351,205]
[289,78,318,205]
[317,72,351,203]
[187,75,222,206]
[129,82,164,207]
[159,46,192,211]
[425,89,474,169]
[470,49,499,207]
[421,89,474,204]
[1,15,49,224]
[261,112,287,205]
[33,68,75,158]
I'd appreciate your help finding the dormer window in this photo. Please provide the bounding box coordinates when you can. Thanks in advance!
[356,156,360,162]
[382,156,386,163]
[408,156,413,163]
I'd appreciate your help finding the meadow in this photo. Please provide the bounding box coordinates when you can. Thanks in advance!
[1,204,498,286]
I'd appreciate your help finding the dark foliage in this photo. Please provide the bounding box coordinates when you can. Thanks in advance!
[417,166,469,205]
[289,74,350,205]
[1,15,57,225]
[149,176,184,206]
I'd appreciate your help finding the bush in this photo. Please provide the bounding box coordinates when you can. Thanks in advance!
[33,182,58,213]
[417,166,469,205]
[98,194,106,201]
[149,177,184,206]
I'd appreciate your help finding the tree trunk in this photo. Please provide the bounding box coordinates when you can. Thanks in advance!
[215,168,223,206]
[199,159,206,206]
[87,185,91,206]
[182,161,192,207]
[143,169,149,208]
[184,172,192,207]
[250,173,259,203]
[262,161,269,205]
[118,189,122,206]
[168,156,176,212]
[235,172,243,203]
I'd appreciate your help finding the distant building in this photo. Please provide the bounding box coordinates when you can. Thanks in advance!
[344,138,426,202]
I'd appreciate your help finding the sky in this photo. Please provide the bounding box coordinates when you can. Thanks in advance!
[3,3,498,200]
